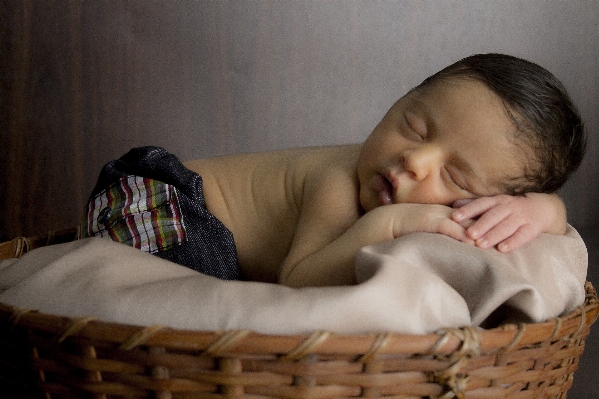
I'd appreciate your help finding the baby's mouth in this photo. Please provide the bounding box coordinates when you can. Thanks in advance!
[374,174,393,206]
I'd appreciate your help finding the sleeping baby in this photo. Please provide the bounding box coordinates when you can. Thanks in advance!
[82,53,586,287]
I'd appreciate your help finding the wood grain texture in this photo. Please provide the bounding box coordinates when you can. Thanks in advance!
[1,0,598,241]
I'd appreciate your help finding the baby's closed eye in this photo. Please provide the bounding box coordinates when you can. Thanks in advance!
[403,112,426,141]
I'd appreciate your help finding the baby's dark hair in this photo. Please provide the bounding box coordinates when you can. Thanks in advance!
[414,53,586,194]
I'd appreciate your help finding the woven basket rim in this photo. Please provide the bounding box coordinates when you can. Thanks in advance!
[1,231,598,398]
[2,282,597,360]
[1,228,598,360]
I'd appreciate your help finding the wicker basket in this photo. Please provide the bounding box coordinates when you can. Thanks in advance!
[1,230,597,399]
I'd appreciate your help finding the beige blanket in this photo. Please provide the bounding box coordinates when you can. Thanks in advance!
[0,226,587,334]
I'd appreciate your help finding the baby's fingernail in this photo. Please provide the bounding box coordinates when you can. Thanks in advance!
[469,228,480,239]
[498,243,509,252]
[476,238,488,248]
[453,211,463,220]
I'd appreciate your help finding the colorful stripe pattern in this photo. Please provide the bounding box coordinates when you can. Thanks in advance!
[82,175,186,253]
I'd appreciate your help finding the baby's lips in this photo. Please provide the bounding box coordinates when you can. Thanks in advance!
[372,173,388,191]
[379,189,393,206]
[373,174,393,205]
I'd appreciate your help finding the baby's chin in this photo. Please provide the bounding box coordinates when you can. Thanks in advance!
[358,193,378,214]
[359,197,399,215]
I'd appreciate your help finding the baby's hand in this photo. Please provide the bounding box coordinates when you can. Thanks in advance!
[451,193,567,252]
[384,203,475,245]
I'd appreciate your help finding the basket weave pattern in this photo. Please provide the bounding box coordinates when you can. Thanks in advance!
[1,230,597,399]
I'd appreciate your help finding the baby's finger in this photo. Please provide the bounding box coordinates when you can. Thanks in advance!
[464,205,511,240]
[452,197,497,222]
[456,217,475,229]
[473,217,520,249]
[438,219,475,245]
[496,224,537,252]
[452,198,474,208]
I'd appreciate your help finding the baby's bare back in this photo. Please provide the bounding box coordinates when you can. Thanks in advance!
[184,145,361,282]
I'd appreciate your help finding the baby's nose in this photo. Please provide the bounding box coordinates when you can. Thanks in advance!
[402,145,443,180]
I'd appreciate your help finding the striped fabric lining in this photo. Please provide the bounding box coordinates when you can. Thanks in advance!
[82,175,186,253]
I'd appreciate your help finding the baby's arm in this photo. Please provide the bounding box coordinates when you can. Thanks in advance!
[280,202,473,287]
[451,193,567,252]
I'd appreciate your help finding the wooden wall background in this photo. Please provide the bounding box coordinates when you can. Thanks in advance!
[1,0,598,241]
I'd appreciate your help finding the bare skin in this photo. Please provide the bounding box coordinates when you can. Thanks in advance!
[185,146,360,283]
[185,79,566,287]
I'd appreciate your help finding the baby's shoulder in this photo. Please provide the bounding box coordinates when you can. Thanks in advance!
[183,144,361,210]
[284,144,361,179]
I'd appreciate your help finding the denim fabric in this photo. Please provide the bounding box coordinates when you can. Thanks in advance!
[86,146,241,280]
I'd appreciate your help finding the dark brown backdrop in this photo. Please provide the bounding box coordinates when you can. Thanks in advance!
[2,1,598,241]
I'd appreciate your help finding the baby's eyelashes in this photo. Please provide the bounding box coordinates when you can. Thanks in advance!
[403,112,426,141]
[443,167,468,192]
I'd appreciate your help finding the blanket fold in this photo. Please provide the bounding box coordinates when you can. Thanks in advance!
[0,226,587,334]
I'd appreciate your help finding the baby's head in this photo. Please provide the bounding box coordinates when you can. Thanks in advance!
[412,53,586,195]
[357,53,586,211]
